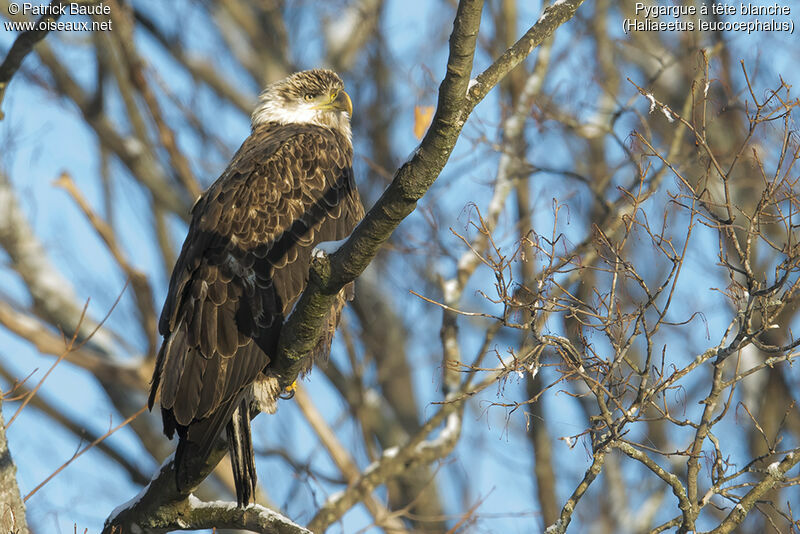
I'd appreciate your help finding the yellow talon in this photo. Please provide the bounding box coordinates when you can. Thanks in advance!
[280,380,298,399]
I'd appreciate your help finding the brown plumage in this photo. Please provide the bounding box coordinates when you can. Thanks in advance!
[148,70,363,506]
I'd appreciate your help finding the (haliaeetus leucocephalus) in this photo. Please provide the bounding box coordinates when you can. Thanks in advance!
[148,69,363,506]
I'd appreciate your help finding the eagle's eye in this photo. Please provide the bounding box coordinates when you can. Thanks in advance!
[303,93,314,102]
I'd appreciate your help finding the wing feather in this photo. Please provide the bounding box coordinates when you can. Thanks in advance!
[172,347,207,425]
[196,351,222,418]
[159,325,188,410]
[217,303,239,357]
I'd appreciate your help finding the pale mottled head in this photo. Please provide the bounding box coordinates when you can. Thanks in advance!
[251,69,352,138]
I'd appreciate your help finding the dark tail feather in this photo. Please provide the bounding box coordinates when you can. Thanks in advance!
[227,398,256,507]
[175,436,202,493]
[173,397,241,495]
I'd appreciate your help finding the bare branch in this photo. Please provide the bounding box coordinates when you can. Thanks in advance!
[707,450,800,534]
[0,0,100,117]
[308,400,462,531]
[294,387,406,532]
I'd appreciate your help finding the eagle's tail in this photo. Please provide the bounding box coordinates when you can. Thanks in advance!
[172,396,242,501]
[226,398,257,507]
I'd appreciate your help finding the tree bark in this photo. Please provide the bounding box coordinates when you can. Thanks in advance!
[0,398,30,534]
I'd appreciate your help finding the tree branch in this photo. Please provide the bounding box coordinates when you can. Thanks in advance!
[101,1,587,530]
[544,449,606,534]
[294,387,406,532]
[177,496,310,534]
[0,0,96,118]
[0,363,149,486]
[273,0,485,379]
[0,0,192,216]
[0,171,171,462]
[307,399,463,532]
[0,397,30,534]
[102,446,308,534]
[465,0,585,112]
[274,0,587,388]
[0,300,145,389]
[707,450,800,534]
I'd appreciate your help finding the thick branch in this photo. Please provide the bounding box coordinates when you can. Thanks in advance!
[102,446,308,534]
[274,0,484,380]
[465,0,585,112]
[275,0,586,387]
[101,1,587,529]
[176,496,310,534]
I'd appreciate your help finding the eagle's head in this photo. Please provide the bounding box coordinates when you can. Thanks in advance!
[251,69,352,138]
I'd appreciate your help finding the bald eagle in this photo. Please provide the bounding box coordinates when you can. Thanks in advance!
[148,69,363,506]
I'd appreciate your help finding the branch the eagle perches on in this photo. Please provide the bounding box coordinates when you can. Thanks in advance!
[102,0,586,532]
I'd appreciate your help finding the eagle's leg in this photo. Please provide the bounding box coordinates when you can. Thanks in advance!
[226,398,256,507]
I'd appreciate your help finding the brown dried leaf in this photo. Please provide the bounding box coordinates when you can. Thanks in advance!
[413,105,435,140]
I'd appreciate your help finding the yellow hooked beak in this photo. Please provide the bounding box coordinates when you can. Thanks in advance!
[323,90,352,116]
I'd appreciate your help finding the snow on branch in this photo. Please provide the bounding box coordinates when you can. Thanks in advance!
[102,449,309,534]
